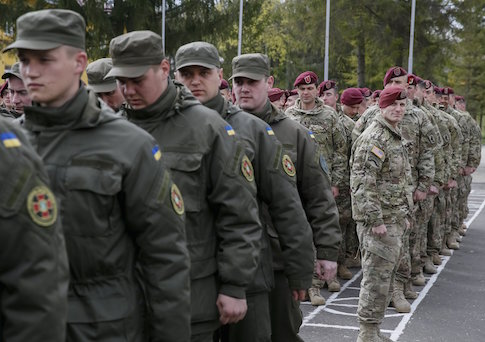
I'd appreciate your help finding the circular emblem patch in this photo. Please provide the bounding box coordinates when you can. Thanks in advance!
[282,154,296,177]
[393,68,401,76]
[171,184,184,215]
[241,156,254,182]
[27,185,57,227]
[304,75,312,84]
[325,82,331,90]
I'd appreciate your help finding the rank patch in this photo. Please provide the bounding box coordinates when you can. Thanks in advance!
[308,131,315,139]
[241,155,254,182]
[1,132,21,148]
[171,184,184,215]
[225,125,235,136]
[152,145,162,161]
[371,146,385,160]
[266,126,275,136]
[27,185,57,227]
[282,154,296,177]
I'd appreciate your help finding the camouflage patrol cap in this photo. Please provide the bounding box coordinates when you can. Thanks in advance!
[106,31,165,79]
[2,62,22,80]
[86,58,117,93]
[175,41,220,70]
[230,53,270,81]
[3,9,85,52]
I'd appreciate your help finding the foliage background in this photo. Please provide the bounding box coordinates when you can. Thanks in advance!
[0,0,484,124]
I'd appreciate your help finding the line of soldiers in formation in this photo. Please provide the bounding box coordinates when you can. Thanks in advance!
[0,8,481,342]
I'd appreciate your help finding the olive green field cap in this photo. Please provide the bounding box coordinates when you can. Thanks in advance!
[2,62,22,80]
[106,31,165,79]
[230,53,270,81]
[86,58,117,93]
[175,41,220,70]
[2,9,85,52]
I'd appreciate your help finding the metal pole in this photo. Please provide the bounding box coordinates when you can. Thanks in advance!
[238,0,243,56]
[162,0,166,54]
[408,0,416,73]
[324,0,330,81]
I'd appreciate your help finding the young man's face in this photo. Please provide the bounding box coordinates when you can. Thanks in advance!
[175,65,222,104]
[297,84,318,105]
[18,46,86,107]
[117,60,169,110]
[321,89,338,109]
[342,103,361,118]
[98,85,125,111]
[406,84,416,99]
[385,75,407,89]
[285,95,298,109]
[382,99,406,127]
[8,76,31,113]
[233,76,272,113]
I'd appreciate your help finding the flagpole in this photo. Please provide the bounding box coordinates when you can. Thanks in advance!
[408,0,416,73]
[324,0,330,81]
[238,0,243,56]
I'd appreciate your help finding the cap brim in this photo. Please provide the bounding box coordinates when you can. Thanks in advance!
[176,61,217,71]
[105,65,151,79]
[1,72,22,80]
[229,72,265,81]
[89,82,118,93]
[2,40,61,52]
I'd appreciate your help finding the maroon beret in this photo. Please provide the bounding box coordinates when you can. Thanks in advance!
[407,74,422,86]
[359,87,372,97]
[268,88,285,102]
[294,71,318,87]
[219,79,229,90]
[434,86,442,95]
[288,89,298,96]
[383,66,407,87]
[0,82,8,97]
[341,88,364,106]
[455,95,465,102]
[442,87,454,95]
[423,80,433,89]
[379,86,407,109]
[318,80,337,95]
[371,90,382,99]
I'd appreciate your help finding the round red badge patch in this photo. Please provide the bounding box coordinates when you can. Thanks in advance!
[27,185,57,227]
[282,154,296,177]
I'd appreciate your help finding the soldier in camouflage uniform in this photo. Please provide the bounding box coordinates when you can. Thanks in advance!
[286,72,347,292]
[351,86,413,342]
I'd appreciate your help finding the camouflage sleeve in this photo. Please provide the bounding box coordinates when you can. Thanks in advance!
[350,136,385,228]
[446,114,462,178]
[456,112,470,170]
[466,113,482,168]
[351,106,379,143]
[415,109,437,192]
[330,114,350,187]
[423,108,445,186]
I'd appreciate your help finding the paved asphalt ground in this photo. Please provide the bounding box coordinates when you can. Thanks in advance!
[298,147,485,342]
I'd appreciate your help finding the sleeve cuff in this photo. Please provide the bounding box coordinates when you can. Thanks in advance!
[219,284,246,299]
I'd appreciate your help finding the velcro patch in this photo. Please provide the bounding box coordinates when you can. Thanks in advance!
[27,185,57,227]
[266,126,275,136]
[371,146,385,160]
[241,155,254,182]
[171,184,184,215]
[225,125,235,136]
[282,154,296,177]
[1,132,21,148]
[152,145,162,161]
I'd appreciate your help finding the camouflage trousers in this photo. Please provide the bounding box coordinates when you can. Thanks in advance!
[410,197,435,273]
[450,185,460,232]
[458,175,472,225]
[427,190,447,255]
[336,194,355,264]
[356,220,405,324]
[396,206,417,282]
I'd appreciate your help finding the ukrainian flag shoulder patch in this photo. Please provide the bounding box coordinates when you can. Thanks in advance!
[266,126,275,135]
[225,125,235,136]
[308,131,315,139]
[152,145,162,161]
[1,132,21,148]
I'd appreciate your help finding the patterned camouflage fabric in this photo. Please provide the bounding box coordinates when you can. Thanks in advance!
[351,113,413,324]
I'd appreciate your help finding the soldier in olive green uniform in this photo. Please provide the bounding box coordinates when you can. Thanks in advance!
[351,87,414,342]
[231,53,341,342]
[108,32,262,342]
[0,117,68,342]
[5,10,191,342]
[86,58,126,115]
[174,41,315,342]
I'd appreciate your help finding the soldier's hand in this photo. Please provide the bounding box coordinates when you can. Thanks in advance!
[331,186,340,198]
[428,185,439,195]
[315,259,337,281]
[448,179,458,188]
[372,224,387,237]
[216,294,247,325]
[465,166,476,175]
[292,289,307,301]
[413,189,427,202]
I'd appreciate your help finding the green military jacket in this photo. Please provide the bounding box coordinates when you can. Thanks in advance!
[0,107,15,120]
[205,93,313,291]
[286,97,348,188]
[127,81,261,334]
[24,87,190,342]
[0,118,68,342]
[351,113,414,228]
[250,100,341,262]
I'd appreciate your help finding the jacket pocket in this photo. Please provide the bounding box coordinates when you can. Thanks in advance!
[163,152,203,213]
[63,163,122,237]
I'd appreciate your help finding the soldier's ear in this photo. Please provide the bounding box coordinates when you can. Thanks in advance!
[267,76,274,89]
